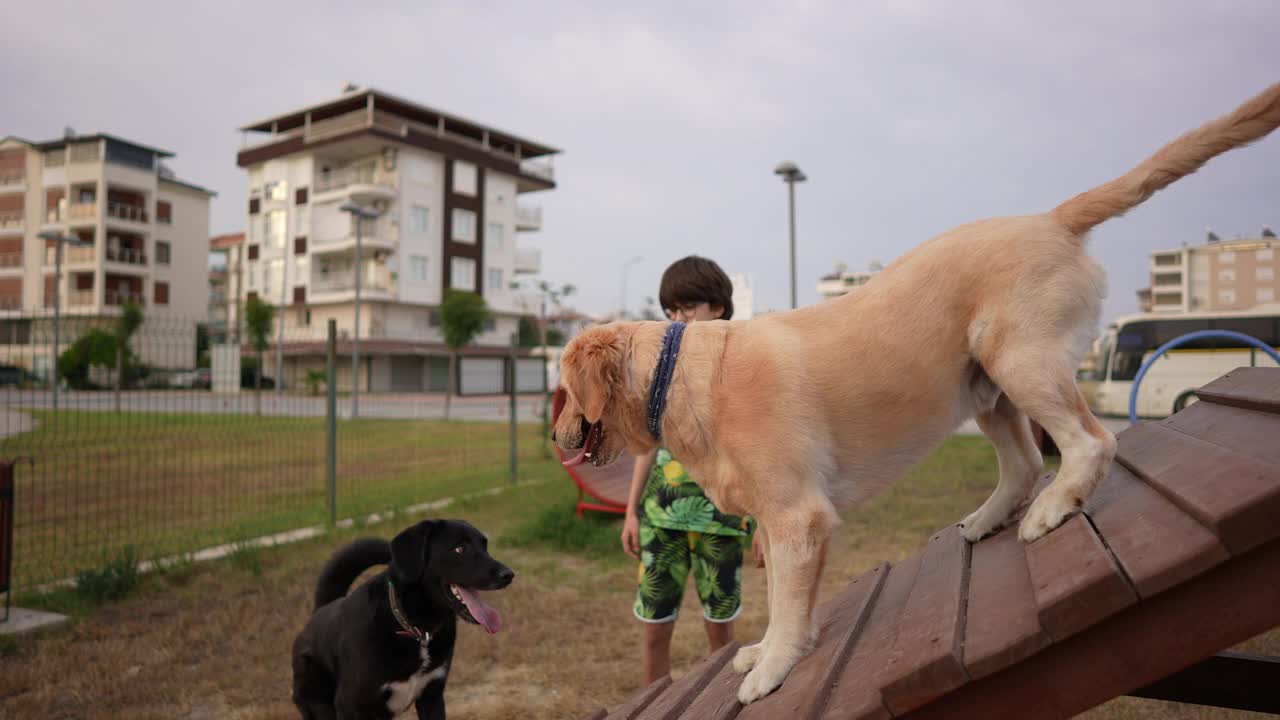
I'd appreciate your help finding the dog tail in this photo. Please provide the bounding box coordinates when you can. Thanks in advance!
[313,537,391,611]
[1050,82,1280,236]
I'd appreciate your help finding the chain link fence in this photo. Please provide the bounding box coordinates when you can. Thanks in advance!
[0,312,552,591]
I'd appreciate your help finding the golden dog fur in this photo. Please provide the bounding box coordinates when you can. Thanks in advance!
[554,82,1280,704]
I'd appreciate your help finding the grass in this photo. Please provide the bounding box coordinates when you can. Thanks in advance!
[1,409,556,588]
[0,435,1275,719]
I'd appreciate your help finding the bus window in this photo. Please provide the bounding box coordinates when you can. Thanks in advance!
[1212,317,1279,347]
[1110,324,1150,381]
[1155,319,1209,348]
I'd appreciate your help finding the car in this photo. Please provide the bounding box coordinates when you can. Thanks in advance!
[241,368,276,389]
[191,368,211,389]
[0,364,39,388]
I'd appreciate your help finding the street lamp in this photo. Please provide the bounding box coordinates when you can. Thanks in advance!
[774,161,807,310]
[37,230,90,411]
[619,255,643,320]
[338,201,383,419]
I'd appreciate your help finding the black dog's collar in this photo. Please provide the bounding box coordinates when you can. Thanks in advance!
[646,321,687,440]
[387,579,430,645]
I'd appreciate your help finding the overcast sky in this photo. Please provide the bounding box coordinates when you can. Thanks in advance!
[3,1,1277,326]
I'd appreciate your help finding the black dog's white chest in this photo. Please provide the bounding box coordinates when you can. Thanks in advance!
[382,644,448,714]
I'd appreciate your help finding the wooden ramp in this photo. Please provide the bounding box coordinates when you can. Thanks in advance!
[581,367,1280,719]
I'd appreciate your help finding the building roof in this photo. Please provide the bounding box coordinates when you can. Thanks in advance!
[238,85,560,158]
[160,175,217,196]
[33,132,175,158]
[210,232,246,250]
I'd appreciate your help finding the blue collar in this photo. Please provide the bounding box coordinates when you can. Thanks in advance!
[646,322,687,439]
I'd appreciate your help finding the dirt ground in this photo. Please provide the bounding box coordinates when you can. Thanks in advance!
[2,438,1276,719]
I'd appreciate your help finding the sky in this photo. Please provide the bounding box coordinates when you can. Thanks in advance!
[3,1,1278,326]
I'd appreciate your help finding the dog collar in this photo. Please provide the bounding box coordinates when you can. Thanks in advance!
[646,321,687,440]
[387,579,430,645]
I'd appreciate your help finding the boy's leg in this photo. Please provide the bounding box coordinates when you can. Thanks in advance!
[692,531,746,654]
[634,522,689,686]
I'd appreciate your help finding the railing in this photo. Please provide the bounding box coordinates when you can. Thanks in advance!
[46,207,63,223]
[311,265,396,294]
[314,216,393,247]
[45,246,96,265]
[0,252,21,269]
[514,245,541,274]
[68,202,97,220]
[515,204,542,228]
[0,171,24,187]
[104,290,145,306]
[106,201,148,223]
[68,289,95,307]
[519,158,555,182]
[106,247,147,265]
[0,297,20,311]
[315,162,381,193]
[0,211,22,230]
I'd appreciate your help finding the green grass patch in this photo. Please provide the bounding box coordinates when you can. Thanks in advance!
[503,500,624,563]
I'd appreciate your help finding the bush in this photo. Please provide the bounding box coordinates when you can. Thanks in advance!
[503,503,622,562]
[75,547,140,604]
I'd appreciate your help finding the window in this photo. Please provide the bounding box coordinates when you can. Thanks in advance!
[294,236,307,255]
[156,241,171,265]
[1257,266,1275,282]
[295,187,308,205]
[154,282,169,305]
[265,210,287,248]
[451,209,475,243]
[410,206,430,234]
[1219,251,1236,264]
[452,161,477,196]
[264,259,283,296]
[487,222,503,251]
[247,263,257,289]
[156,201,172,224]
[263,180,288,201]
[293,286,306,305]
[488,267,503,291]
[451,257,476,291]
[1219,268,1236,283]
[409,255,429,282]
[483,318,496,332]
[248,197,260,215]
[428,309,441,327]
[1218,289,1236,304]
[1258,248,1274,261]
[1260,288,1276,303]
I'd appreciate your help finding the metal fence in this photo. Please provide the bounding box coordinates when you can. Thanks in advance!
[0,313,553,591]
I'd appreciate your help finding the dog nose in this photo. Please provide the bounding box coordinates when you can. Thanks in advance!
[551,429,557,442]
[495,567,514,587]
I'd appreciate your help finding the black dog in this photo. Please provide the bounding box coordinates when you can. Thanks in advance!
[291,519,514,719]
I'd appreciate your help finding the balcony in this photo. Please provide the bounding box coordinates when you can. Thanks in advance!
[67,202,97,222]
[0,170,24,190]
[519,158,555,182]
[106,201,148,224]
[313,161,396,202]
[67,289,95,307]
[104,290,145,306]
[515,203,542,231]
[45,245,96,265]
[1152,272,1182,288]
[514,245,541,274]
[312,214,396,254]
[311,262,397,296]
[0,210,23,231]
[0,251,21,270]
[105,246,147,266]
[0,296,21,311]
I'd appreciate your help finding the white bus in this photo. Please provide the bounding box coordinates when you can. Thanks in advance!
[1078,308,1280,418]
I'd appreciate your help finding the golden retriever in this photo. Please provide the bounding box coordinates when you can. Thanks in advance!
[554,82,1280,704]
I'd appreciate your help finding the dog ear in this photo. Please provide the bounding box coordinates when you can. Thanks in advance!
[564,327,624,422]
[389,520,434,583]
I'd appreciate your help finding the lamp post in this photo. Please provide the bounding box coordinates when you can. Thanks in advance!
[774,162,807,310]
[619,255,643,320]
[37,230,90,411]
[338,201,383,419]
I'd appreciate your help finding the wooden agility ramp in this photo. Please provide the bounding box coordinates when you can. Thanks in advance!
[581,367,1280,720]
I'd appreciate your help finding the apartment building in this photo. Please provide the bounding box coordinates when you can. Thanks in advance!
[235,85,557,393]
[1136,230,1280,314]
[0,132,213,375]
[816,262,883,301]
[208,232,245,344]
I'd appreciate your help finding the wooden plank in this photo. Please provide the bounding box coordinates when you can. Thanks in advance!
[879,526,972,714]
[633,641,738,720]
[604,676,672,720]
[1025,513,1137,642]
[893,537,1280,720]
[821,554,923,720]
[1127,651,1280,714]
[582,710,608,720]
[962,527,1050,680]
[1116,421,1280,555]
[737,563,889,720]
[1192,367,1280,415]
[673,645,748,720]
[1084,463,1229,598]
[1161,399,1280,467]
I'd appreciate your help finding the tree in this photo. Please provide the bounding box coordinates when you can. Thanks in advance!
[196,323,210,368]
[244,295,275,416]
[58,328,120,389]
[113,303,143,412]
[439,289,491,421]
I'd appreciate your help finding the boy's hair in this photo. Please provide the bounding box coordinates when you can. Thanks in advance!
[659,255,734,320]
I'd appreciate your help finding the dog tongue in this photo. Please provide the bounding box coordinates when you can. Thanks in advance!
[457,587,502,634]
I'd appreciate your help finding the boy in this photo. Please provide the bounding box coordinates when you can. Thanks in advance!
[620,255,764,686]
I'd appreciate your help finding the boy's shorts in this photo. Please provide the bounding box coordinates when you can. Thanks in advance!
[634,520,746,624]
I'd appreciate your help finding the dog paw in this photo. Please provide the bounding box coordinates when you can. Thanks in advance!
[1019,490,1080,543]
[737,661,788,705]
[960,507,1010,542]
[733,643,764,674]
